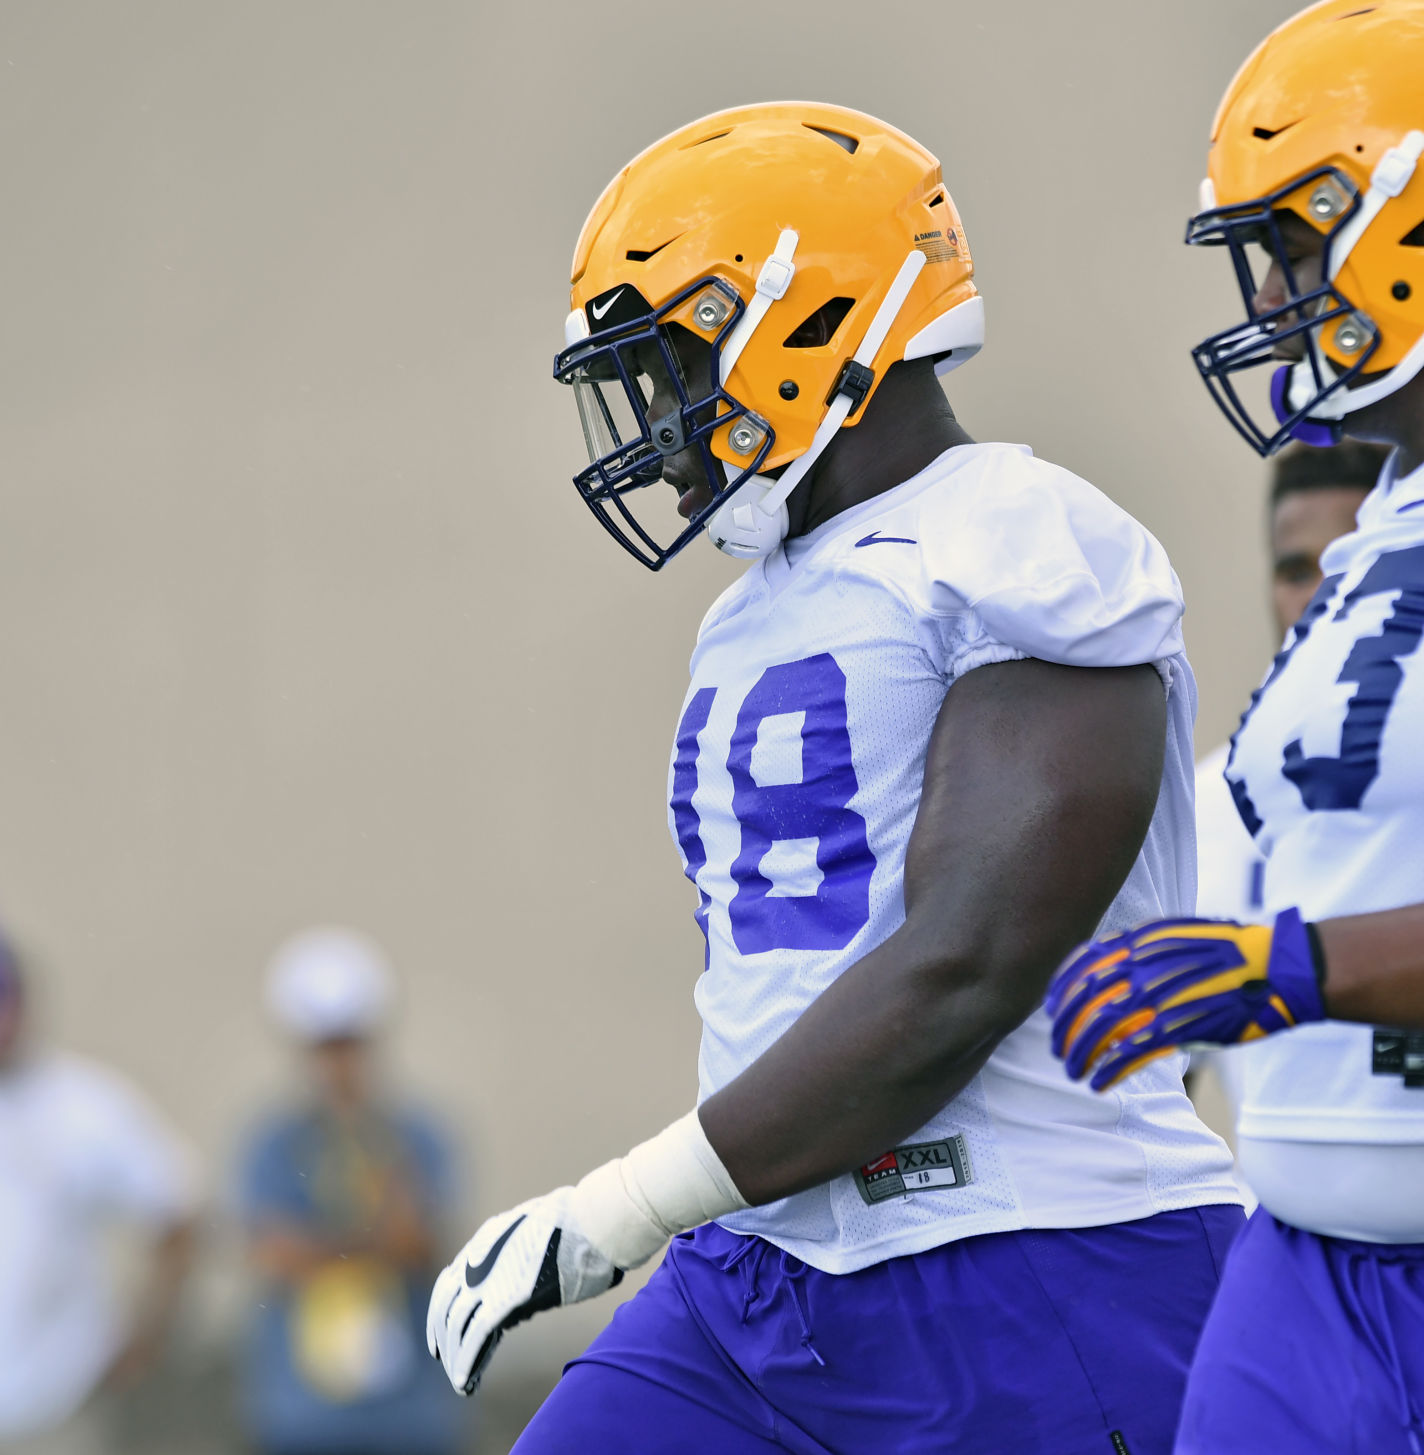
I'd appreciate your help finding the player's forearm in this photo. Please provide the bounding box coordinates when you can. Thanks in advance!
[698,919,1034,1207]
[1318,903,1424,1028]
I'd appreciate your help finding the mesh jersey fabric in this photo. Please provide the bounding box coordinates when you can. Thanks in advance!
[1227,453,1424,1237]
[667,441,1240,1273]
[1196,743,1267,924]
[1190,743,1270,1121]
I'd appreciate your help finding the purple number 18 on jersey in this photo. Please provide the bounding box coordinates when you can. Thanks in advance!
[672,653,876,959]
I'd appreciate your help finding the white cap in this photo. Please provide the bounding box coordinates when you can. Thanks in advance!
[265,927,394,1042]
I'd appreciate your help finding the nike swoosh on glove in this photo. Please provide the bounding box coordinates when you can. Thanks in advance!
[426,1110,748,1395]
[1045,907,1326,1091]
[426,1187,623,1396]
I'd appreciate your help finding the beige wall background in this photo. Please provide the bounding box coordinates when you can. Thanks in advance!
[0,0,1304,1408]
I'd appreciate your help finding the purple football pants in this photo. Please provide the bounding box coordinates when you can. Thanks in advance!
[1177,1209,1424,1455]
[513,1205,1243,1455]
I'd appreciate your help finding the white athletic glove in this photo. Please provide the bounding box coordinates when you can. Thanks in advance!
[426,1110,747,1394]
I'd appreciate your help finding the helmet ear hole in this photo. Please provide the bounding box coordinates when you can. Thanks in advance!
[783,297,855,348]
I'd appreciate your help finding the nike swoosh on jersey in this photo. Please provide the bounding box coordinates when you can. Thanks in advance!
[590,289,625,321]
[855,531,918,547]
[465,1214,526,1287]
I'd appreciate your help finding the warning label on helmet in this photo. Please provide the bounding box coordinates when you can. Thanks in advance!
[913,228,960,264]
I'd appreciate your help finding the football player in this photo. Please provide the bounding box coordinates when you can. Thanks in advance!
[430,103,1244,1454]
[1191,440,1382,1119]
[1048,5,1424,1451]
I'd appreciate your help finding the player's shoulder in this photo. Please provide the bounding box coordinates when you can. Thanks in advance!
[238,1107,323,1188]
[1321,470,1424,579]
[905,443,1184,666]
[922,441,1163,562]
[826,441,1165,581]
[22,1050,176,1150]
[694,567,760,643]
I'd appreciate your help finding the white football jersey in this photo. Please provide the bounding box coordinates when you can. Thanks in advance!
[1227,453,1424,1241]
[1196,743,1267,924]
[668,442,1239,1273]
[1191,744,1269,1119]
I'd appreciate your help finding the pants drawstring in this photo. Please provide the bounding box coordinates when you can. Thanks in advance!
[779,1250,826,1368]
[726,1236,768,1324]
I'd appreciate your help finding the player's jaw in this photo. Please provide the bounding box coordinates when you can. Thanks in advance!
[650,424,716,518]
[672,474,717,519]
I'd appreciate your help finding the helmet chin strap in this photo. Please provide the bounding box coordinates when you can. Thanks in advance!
[1284,130,1424,427]
[707,247,929,560]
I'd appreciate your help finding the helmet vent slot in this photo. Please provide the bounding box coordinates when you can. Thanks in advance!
[1401,220,1424,248]
[784,297,855,349]
[682,129,731,149]
[625,236,679,262]
[804,125,859,155]
[928,191,945,207]
[1336,8,1376,18]
[1251,123,1298,141]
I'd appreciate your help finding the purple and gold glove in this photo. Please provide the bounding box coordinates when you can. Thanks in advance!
[1046,908,1326,1091]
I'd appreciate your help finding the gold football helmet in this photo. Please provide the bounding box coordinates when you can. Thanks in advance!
[554,102,982,568]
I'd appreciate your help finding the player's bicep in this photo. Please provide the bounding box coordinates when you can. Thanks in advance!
[904,658,1165,1016]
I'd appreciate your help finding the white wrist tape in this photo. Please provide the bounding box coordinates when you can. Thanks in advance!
[570,1110,750,1271]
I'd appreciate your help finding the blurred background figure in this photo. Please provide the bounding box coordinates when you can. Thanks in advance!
[0,930,198,1455]
[237,929,468,1455]
[1191,439,1388,1156]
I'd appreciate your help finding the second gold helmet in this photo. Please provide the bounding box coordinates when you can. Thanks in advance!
[1188,1,1424,453]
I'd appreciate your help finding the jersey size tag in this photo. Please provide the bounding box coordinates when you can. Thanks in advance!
[1371,1030,1424,1088]
[854,1136,973,1206]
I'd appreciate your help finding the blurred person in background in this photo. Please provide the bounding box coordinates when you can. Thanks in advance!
[0,930,198,1455]
[238,928,465,1455]
[1191,440,1384,1131]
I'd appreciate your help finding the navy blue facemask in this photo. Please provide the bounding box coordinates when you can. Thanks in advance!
[1187,167,1381,456]
[553,278,774,571]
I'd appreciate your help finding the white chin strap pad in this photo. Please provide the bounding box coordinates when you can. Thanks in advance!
[706,246,929,561]
[705,476,791,559]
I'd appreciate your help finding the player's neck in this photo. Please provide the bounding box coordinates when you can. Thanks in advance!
[1346,374,1424,479]
[790,360,974,539]
[1398,408,1424,480]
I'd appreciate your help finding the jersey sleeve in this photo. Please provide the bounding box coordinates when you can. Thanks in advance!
[915,450,1185,677]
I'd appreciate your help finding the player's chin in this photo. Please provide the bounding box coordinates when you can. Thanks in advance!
[674,481,717,520]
